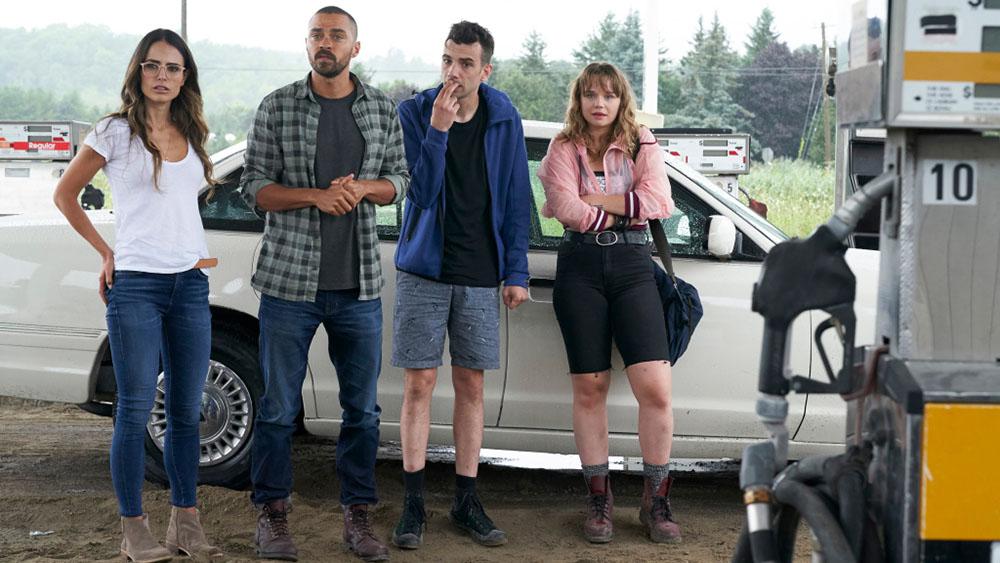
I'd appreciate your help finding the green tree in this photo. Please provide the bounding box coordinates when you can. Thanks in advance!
[572,11,645,103]
[0,86,106,122]
[744,8,779,64]
[657,67,683,115]
[378,79,421,105]
[490,33,572,122]
[0,24,310,115]
[803,92,836,164]
[205,103,255,153]
[352,62,375,84]
[361,47,438,88]
[737,42,821,158]
[666,14,751,131]
[519,31,548,71]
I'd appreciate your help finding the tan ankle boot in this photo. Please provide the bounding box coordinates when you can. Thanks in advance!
[165,506,223,561]
[120,515,173,563]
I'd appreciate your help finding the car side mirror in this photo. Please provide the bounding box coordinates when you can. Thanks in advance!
[707,215,737,259]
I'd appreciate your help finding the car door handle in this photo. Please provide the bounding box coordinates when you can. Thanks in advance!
[528,278,554,303]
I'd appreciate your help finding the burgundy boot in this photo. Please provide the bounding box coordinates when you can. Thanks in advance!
[640,476,682,543]
[583,475,613,543]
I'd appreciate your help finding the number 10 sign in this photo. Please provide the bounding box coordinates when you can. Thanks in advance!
[922,160,977,206]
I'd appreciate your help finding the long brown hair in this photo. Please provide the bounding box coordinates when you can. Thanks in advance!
[560,62,642,159]
[102,28,214,188]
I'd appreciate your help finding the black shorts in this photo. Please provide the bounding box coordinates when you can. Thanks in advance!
[551,239,669,374]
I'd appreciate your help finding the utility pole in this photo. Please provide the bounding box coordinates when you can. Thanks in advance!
[821,22,831,164]
[181,0,188,43]
[642,0,659,115]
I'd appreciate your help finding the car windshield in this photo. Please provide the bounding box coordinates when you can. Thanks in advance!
[666,156,789,243]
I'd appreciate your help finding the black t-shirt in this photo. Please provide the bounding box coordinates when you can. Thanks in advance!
[314,88,364,291]
[439,97,499,287]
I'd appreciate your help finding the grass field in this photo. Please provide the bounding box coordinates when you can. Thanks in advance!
[740,158,835,239]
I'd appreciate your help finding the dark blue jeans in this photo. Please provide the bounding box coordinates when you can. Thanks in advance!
[105,269,211,517]
[251,290,382,507]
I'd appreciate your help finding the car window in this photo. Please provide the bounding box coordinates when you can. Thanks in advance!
[664,179,713,257]
[526,138,563,250]
[526,138,719,257]
[199,166,264,232]
[379,138,763,260]
[376,201,403,240]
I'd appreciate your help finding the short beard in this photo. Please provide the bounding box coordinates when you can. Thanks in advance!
[311,57,348,79]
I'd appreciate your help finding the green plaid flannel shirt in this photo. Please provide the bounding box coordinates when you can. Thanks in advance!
[241,73,409,302]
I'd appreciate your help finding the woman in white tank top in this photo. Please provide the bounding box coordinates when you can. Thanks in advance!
[53,28,222,562]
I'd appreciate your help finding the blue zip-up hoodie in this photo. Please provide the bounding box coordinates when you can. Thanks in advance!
[395,83,531,288]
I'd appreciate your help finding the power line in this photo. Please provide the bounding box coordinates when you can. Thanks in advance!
[196,66,824,77]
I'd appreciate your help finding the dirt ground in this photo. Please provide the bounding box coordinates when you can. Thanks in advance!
[0,399,805,562]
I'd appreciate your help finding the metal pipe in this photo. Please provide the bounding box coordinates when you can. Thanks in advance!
[836,470,866,561]
[732,521,753,563]
[826,171,895,242]
[739,442,780,563]
[773,506,803,563]
[775,454,836,486]
[774,480,855,563]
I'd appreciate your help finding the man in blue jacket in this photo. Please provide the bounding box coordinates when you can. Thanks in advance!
[390,20,531,550]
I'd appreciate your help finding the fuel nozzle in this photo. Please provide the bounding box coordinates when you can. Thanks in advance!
[752,225,856,396]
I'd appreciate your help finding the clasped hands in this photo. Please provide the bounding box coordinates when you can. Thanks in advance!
[314,174,366,215]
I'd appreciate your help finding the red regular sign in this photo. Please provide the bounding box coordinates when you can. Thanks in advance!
[10,141,71,152]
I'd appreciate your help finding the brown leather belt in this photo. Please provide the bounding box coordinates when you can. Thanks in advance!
[194,258,219,269]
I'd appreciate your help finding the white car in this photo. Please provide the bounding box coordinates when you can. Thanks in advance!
[0,121,879,488]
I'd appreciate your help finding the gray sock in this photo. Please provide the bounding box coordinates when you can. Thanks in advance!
[581,462,609,482]
[644,462,670,492]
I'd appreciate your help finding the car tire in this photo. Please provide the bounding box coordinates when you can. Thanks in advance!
[143,322,262,491]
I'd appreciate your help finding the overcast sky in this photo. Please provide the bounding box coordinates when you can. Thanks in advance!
[4,0,844,64]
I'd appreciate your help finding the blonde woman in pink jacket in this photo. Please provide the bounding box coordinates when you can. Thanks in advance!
[537,62,679,545]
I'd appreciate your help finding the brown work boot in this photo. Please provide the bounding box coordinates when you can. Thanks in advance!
[583,475,614,543]
[255,500,298,561]
[343,504,389,561]
[165,506,224,561]
[640,476,682,543]
[120,514,173,563]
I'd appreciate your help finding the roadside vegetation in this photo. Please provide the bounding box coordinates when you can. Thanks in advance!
[742,159,835,238]
[3,10,838,231]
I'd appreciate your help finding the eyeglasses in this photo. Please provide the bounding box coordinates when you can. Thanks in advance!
[140,61,186,78]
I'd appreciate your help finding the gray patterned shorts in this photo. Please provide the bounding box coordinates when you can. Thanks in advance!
[391,270,500,370]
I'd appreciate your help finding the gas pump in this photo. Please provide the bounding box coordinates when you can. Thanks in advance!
[733,1,1000,561]
[0,120,91,215]
[650,129,751,198]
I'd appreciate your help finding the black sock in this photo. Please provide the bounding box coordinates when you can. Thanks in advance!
[455,474,476,496]
[404,469,425,498]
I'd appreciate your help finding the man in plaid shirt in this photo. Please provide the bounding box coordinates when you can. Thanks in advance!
[240,6,408,561]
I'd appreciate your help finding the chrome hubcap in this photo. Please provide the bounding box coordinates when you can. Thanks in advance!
[146,359,253,467]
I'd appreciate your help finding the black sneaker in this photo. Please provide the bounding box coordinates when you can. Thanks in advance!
[391,494,426,549]
[448,492,507,546]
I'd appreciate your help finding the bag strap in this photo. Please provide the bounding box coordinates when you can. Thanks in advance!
[649,218,677,282]
[632,137,678,283]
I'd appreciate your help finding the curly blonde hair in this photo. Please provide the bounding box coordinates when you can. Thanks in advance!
[560,62,642,159]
